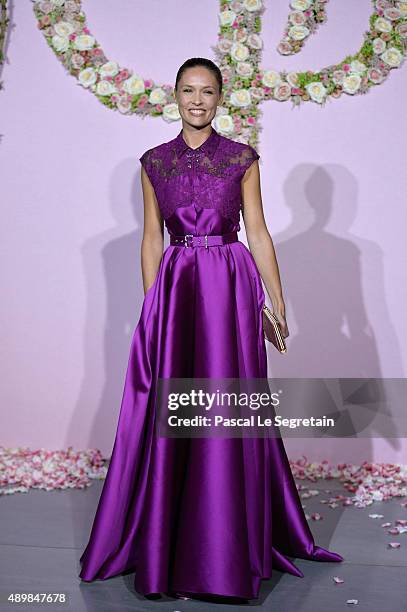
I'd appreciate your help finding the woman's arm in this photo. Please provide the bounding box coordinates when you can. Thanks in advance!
[241,161,289,338]
[140,167,164,295]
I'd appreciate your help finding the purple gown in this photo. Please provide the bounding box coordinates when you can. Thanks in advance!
[79,127,343,599]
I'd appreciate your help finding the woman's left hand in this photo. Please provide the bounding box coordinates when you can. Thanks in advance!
[273,301,289,338]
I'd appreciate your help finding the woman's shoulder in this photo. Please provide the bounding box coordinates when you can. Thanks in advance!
[139,140,169,163]
[217,134,260,172]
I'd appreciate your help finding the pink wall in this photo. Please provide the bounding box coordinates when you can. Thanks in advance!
[1,1,406,462]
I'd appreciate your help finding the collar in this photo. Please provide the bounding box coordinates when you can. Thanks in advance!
[173,126,220,159]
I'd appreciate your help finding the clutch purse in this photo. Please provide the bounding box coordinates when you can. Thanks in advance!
[262,304,287,353]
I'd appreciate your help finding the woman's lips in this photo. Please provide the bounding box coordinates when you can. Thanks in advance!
[189,109,206,116]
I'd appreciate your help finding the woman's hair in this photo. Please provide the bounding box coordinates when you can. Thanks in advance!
[175,57,223,94]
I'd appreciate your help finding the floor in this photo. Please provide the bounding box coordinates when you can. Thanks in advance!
[0,477,406,612]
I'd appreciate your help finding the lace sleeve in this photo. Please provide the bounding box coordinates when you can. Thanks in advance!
[240,145,260,175]
[139,149,155,185]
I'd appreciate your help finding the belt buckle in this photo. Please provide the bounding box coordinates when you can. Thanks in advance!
[184,234,194,248]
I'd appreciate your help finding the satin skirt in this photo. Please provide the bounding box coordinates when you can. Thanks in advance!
[79,240,343,599]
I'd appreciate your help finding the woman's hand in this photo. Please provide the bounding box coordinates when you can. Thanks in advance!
[272,299,289,338]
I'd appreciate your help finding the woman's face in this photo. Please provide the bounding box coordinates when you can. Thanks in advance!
[175,66,223,130]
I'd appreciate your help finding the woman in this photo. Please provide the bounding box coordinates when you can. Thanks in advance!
[79,57,343,603]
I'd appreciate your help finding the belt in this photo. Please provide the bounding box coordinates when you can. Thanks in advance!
[170,231,239,248]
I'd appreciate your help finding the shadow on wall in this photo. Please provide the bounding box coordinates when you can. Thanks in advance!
[266,163,404,461]
[65,157,153,457]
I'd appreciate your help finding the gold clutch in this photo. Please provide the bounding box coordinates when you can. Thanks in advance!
[262,304,287,353]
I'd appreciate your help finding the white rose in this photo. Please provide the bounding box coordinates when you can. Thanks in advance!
[374,17,393,33]
[398,2,407,15]
[53,21,75,37]
[367,68,385,84]
[215,105,229,116]
[384,8,402,20]
[243,0,262,12]
[73,34,95,51]
[350,60,367,74]
[96,80,117,96]
[149,87,167,105]
[332,69,345,85]
[277,40,293,55]
[231,42,250,62]
[37,1,54,14]
[381,47,403,67]
[247,33,262,49]
[262,70,281,88]
[123,75,145,95]
[289,10,306,25]
[52,34,69,53]
[50,0,66,5]
[231,1,244,12]
[291,0,312,10]
[288,25,310,41]
[287,71,299,87]
[78,67,97,88]
[342,73,362,95]
[65,0,79,11]
[230,88,252,107]
[372,37,386,54]
[236,61,254,77]
[219,10,236,26]
[117,98,131,114]
[220,65,233,79]
[217,38,233,54]
[162,103,181,122]
[233,28,248,42]
[305,82,327,103]
[248,86,264,100]
[274,83,292,101]
[99,61,119,78]
[214,114,234,134]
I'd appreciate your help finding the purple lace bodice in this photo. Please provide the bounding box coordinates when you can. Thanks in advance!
[139,127,260,232]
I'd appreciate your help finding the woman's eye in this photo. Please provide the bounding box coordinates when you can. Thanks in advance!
[183,89,213,94]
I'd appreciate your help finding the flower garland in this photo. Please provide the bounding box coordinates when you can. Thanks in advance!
[0,0,10,90]
[32,0,407,147]
[277,0,329,56]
